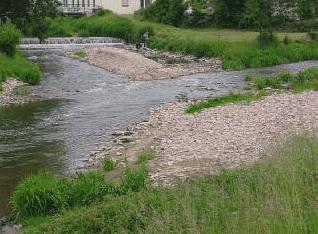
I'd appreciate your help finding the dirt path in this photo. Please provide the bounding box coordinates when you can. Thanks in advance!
[90,91,318,185]
[68,46,221,81]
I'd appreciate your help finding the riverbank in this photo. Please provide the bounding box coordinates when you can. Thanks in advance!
[0,79,36,106]
[67,46,222,80]
[89,90,318,185]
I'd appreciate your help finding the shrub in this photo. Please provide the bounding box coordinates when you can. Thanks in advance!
[121,166,147,192]
[11,171,70,217]
[0,24,21,57]
[102,157,116,172]
[69,171,117,206]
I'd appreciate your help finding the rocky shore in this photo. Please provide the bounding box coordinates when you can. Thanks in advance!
[89,91,318,185]
[0,79,34,107]
[67,45,222,81]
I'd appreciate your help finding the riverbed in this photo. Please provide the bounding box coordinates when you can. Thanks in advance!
[0,47,317,216]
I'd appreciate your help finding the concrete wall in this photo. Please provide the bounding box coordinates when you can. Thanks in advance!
[96,0,141,15]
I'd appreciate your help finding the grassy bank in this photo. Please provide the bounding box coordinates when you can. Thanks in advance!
[18,135,318,233]
[187,67,318,113]
[42,13,318,70]
[0,52,42,87]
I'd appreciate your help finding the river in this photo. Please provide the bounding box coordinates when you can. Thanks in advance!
[1,46,317,216]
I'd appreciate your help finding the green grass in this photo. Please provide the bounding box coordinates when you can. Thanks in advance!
[0,52,42,85]
[186,92,268,114]
[73,50,87,58]
[187,67,318,114]
[137,151,155,164]
[246,67,318,92]
[44,14,318,70]
[25,136,318,233]
[102,157,116,172]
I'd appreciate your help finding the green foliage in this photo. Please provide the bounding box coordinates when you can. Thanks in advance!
[102,157,116,172]
[11,171,70,217]
[186,92,268,113]
[137,0,185,26]
[245,67,318,92]
[308,31,318,41]
[74,50,87,58]
[137,151,155,164]
[148,35,318,70]
[121,166,148,192]
[34,136,318,233]
[45,14,138,42]
[0,52,42,85]
[70,171,117,206]
[0,24,21,57]
[29,18,51,42]
[258,31,278,47]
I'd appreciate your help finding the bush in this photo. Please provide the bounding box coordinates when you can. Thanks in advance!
[11,171,70,217]
[70,171,117,206]
[0,24,21,57]
[137,0,185,26]
[102,157,116,171]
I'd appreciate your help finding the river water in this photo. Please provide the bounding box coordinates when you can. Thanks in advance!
[1,47,317,216]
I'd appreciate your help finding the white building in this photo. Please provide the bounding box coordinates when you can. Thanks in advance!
[59,0,152,15]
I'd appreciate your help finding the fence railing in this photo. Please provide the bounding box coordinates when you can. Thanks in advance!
[58,4,101,14]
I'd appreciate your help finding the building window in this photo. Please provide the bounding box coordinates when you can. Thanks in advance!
[122,0,129,7]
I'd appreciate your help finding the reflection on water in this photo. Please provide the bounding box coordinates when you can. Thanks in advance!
[1,48,317,217]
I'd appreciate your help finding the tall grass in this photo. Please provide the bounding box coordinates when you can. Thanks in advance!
[31,136,318,233]
[0,52,42,85]
[47,13,153,43]
[148,36,318,70]
[246,67,318,92]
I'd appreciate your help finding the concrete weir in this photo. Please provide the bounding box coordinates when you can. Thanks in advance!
[19,37,124,49]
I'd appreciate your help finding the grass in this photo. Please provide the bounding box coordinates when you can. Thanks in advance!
[102,157,116,172]
[246,67,318,92]
[73,50,87,58]
[23,135,318,233]
[129,17,318,70]
[14,86,30,95]
[44,14,317,70]
[0,52,42,85]
[187,67,318,114]
[186,92,268,114]
[137,151,155,164]
[11,160,148,218]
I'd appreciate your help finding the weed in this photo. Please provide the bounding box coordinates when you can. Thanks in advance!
[186,92,268,113]
[10,171,70,217]
[121,166,147,192]
[137,151,155,164]
[102,157,116,172]
[74,50,87,58]
[69,171,117,206]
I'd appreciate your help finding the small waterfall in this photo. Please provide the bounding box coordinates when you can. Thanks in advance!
[20,37,124,45]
